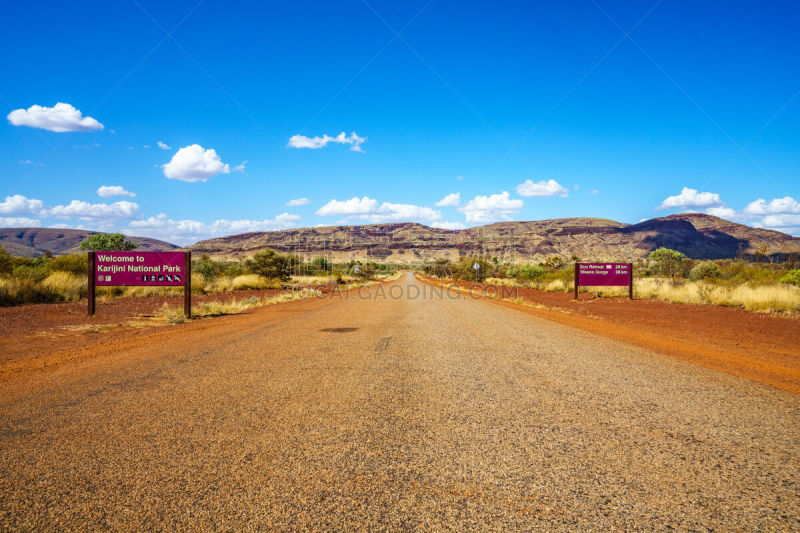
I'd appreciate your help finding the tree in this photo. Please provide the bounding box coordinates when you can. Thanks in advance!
[648,247,687,279]
[79,233,138,251]
[311,256,331,272]
[246,248,291,281]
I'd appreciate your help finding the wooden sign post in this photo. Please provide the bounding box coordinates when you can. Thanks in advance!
[574,262,634,300]
[88,251,192,317]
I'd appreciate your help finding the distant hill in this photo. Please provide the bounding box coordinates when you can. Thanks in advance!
[0,228,178,257]
[4,214,798,262]
[188,214,800,263]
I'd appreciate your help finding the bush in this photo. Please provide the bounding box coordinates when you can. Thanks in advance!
[689,261,723,281]
[311,256,331,272]
[12,257,50,282]
[79,233,138,251]
[245,248,292,281]
[648,247,687,279]
[40,271,87,301]
[509,264,547,282]
[781,270,800,287]
[49,253,88,276]
[193,254,224,280]
[0,246,13,276]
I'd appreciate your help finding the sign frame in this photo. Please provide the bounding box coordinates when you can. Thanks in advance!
[88,251,192,317]
[574,262,633,300]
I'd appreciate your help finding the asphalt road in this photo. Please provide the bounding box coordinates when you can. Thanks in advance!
[1,274,799,530]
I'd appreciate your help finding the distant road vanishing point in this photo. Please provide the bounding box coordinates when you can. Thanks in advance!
[1,274,798,530]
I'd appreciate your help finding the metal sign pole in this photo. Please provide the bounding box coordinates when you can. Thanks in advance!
[184,251,192,318]
[88,251,95,316]
[629,262,634,300]
[574,262,579,300]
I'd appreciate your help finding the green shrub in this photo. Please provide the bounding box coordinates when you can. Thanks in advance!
[648,247,687,279]
[689,261,723,281]
[781,270,800,287]
[245,248,292,281]
[509,264,547,282]
[79,233,138,251]
[49,253,88,276]
[452,255,493,282]
[311,256,331,272]
[0,246,13,276]
[193,254,224,280]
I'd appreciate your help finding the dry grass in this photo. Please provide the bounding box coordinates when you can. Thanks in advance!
[158,288,322,322]
[631,278,800,313]
[40,272,87,300]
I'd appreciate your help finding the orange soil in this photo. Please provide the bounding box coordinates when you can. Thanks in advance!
[419,276,800,395]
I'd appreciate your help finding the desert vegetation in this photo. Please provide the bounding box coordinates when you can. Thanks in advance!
[0,241,396,306]
[422,249,800,313]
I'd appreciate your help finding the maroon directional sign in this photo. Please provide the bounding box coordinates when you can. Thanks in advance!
[577,262,631,287]
[94,251,186,286]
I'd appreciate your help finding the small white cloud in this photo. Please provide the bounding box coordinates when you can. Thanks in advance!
[48,200,139,220]
[0,194,46,216]
[317,197,379,216]
[19,159,43,166]
[515,179,569,198]
[157,141,171,150]
[431,221,466,230]
[759,213,800,229]
[286,197,310,207]
[97,185,136,198]
[0,217,42,227]
[435,193,460,207]
[162,144,231,182]
[232,160,247,173]
[658,187,724,210]
[456,175,464,181]
[7,102,103,132]
[142,144,151,149]
[591,189,599,195]
[705,206,737,219]
[743,196,800,216]
[316,196,441,223]
[288,131,366,152]
[459,191,523,223]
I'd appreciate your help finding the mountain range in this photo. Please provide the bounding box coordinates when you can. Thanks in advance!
[2,214,799,262]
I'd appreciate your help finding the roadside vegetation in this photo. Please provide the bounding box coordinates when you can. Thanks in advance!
[0,235,396,306]
[421,249,800,314]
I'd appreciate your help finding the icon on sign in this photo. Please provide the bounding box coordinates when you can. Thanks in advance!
[158,275,164,282]
[166,275,173,282]
[174,275,181,282]
[606,264,612,269]
[98,274,103,281]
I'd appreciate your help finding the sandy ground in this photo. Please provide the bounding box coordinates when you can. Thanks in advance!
[1,273,798,530]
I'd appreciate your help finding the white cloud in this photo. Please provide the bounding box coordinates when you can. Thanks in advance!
[431,221,466,230]
[162,144,231,182]
[143,144,151,149]
[459,191,523,223]
[286,197,310,206]
[658,187,724,210]
[127,212,301,245]
[515,179,569,198]
[316,196,441,223]
[0,195,46,216]
[7,102,103,132]
[0,217,42,227]
[743,196,800,216]
[97,185,136,198]
[317,197,379,216]
[456,175,464,181]
[705,206,738,219]
[288,131,366,152]
[232,160,247,173]
[48,200,139,219]
[157,141,171,150]
[435,193,460,207]
[591,189,599,195]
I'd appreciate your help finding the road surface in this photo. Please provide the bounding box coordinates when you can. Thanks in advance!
[1,274,798,530]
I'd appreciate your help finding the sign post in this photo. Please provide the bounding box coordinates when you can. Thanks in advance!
[88,251,191,317]
[473,262,479,282]
[574,262,633,300]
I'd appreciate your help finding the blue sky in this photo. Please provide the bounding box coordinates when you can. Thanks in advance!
[1,0,799,244]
